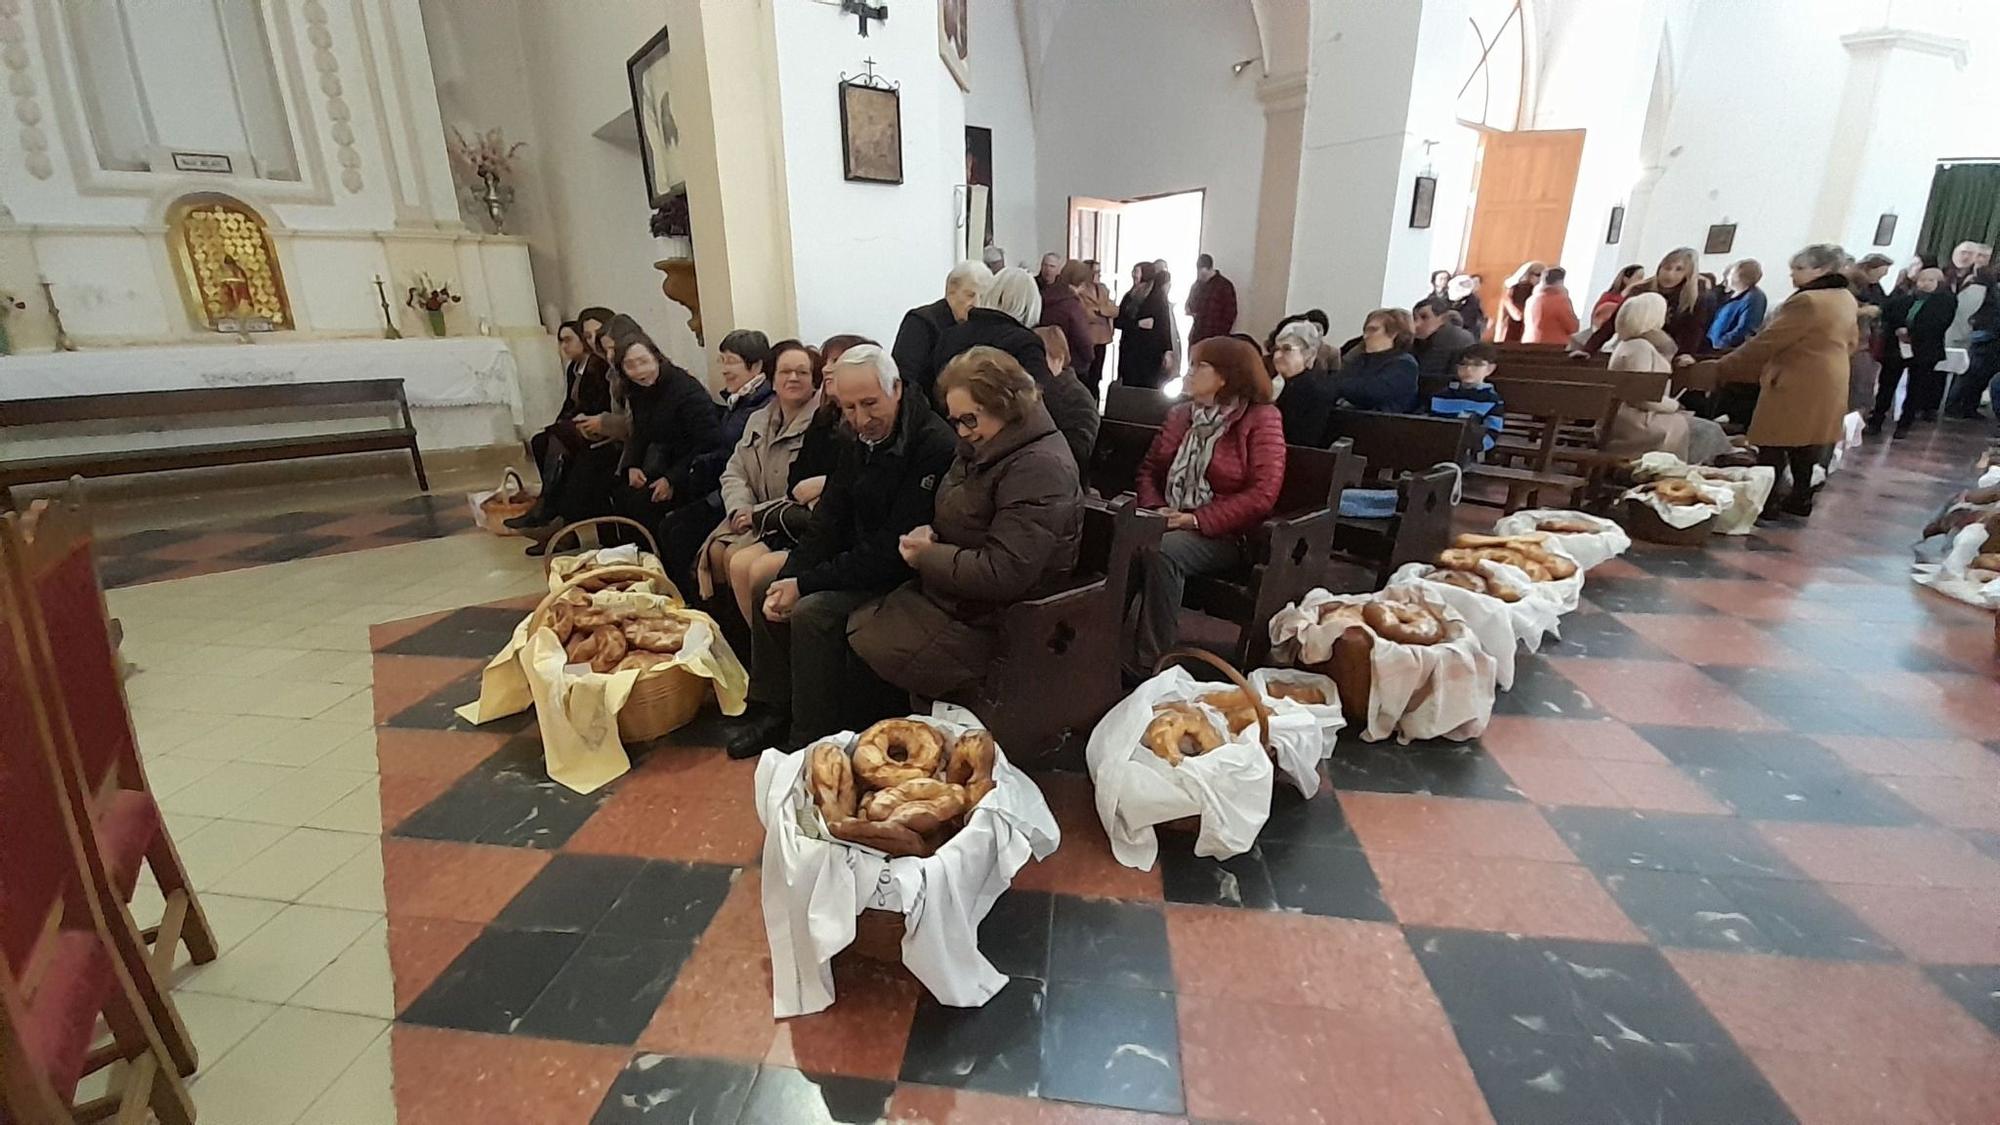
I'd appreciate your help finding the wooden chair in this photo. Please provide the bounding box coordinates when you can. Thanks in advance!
[947,497,1164,766]
[1469,378,1616,512]
[1103,383,1176,426]
[1180,440,1362,666]
[1321,410,1470,586]
[1087,418,1160,499]
[0,565,195,1125]
[0,487,212,1076]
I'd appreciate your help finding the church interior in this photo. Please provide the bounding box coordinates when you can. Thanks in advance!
[3,0,1999,1122]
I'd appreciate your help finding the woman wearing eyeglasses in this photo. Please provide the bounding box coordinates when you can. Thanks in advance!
[849,346,1084,701]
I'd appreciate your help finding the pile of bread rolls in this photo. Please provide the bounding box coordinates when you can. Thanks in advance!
[1420,532,1578,601]
[1139,680,1329,767]
[549,591,692,675]
[806,719,998,859]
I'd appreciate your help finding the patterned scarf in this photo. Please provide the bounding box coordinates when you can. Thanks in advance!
[1165,403,1240,512]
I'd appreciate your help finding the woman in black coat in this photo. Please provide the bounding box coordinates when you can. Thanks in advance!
[606,335,726,552]
[512,321,614,531]
[1115,262,1174,389]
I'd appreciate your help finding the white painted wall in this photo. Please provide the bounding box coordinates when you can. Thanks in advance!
[964,3,1039,265]
[1031,0,1266,298]
[770,0,967,347]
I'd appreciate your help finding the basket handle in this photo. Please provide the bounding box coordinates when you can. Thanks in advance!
[499,467,528,499]
[1153,647,1272,752]
[540,516,663,575]
[528,564,681,633]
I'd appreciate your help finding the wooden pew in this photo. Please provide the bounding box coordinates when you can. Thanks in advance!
[1087,418,1159,500]
[1468,378,1615,512]
[1321,410,1471,586]
[1103,383,1176,426]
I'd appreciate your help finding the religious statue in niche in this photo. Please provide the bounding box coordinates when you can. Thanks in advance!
[170,196,291,332]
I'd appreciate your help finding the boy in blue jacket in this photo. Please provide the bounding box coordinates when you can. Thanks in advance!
[1429,343,1505,452]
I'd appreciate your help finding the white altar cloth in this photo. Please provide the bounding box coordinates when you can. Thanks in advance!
[0,338,525,426]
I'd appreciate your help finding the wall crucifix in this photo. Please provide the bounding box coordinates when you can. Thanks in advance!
[840,0,888,36]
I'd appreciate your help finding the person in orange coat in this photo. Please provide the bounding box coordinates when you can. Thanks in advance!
[1127,335,1286,678]
[1523,267,1581,343]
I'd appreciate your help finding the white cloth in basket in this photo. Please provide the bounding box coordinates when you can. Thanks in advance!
[1386,561,1565,690]
[1269,587,1498,744]
[1912,523,2000,609]
[1490,509,1631,571]
[753,719,1058,1018]
[1628,453,1770,533]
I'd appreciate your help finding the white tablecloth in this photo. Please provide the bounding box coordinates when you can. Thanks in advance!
[0,338,524,424]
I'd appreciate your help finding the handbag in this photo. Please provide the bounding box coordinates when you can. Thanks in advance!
[470,468,538,535]
[750,499,815,548]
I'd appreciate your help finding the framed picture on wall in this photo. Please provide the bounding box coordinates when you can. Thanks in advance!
[939,0,969,91]
[1409,175,1436,229]
[839,79,903,184]
[1606,205,1625,244]
[1704,223,1737,255]
[1873,213,1898,246]
[626,27,681,209]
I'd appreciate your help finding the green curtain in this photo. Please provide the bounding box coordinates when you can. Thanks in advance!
[1916,163,2000,261]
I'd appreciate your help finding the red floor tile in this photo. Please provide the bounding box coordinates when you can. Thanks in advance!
[315,512,423,538]
[370,654,486,724]
[147,531,276,562]
[1007,773,1163,901]
[1176,994,1492,1125]
[1474,716,1669,763]
[1667,951,1996,1062]
[1748,1047,2000,1125]
[1542,658,1776,730]
[1165,908,1441,1021]
[381,838,549,925]
[1927,622,2000,672]
[1821,883,2000,964]
[886,1086,1184,1124]
[1813,735,2000,781]
[1585,557,1648,580]
[1613,612,1798,666]
[1338,792,1575,862]
[561,751,763,865]
[377,771,461,830]
[390,1025,630,1125]
[1365,851,1644,942]
[1755,823,2000,890]
[368,608,458,650]
[1873,774,2000,830]
[1481,749,1623,805]
[373,728,511,781]
[1674,578,1802,620]
[386,915,483,1012]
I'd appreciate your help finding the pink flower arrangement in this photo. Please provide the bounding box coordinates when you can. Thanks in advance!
[405,274,462,312]
[447,127,526,184]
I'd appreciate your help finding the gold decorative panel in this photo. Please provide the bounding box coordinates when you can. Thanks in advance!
[172,198,291,331]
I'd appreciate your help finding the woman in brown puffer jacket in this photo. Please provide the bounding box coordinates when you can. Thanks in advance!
[849,346,1084,699]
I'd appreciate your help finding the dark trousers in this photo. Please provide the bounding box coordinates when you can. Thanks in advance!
[1086,344,1108,396]
[1756,444,1824,513]
[545,443,623,524]
[1869,351,1910,425]
[610,482,704,549]
[1946,333,1999,416]
[1904,360,1947,421]
[656,497,721,598]
[745,577,900,744]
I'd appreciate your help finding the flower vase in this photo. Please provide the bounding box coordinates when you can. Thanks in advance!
[478,170,507,234]
[425,309,447,337]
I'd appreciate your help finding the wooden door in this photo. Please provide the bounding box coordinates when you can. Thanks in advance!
[1462,128,1585,339]
[1067,196,1123,293]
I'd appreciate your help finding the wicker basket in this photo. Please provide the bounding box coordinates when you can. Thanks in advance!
[1152,648,1272,836]
[1620,498,1715,547]
[541,517,682,600]
[849,908,907,963]
[530,564,709,744]
[475,469,538,534]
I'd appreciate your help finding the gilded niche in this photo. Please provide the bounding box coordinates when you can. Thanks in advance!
[170,196,291,332]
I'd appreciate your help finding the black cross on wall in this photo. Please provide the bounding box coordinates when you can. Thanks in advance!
[841,0,888,36]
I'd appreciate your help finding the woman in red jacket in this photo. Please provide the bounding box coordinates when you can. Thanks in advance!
[1128,335,1286,678]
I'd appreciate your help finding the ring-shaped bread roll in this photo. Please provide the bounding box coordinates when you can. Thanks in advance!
[852,719,946,789]
[1429,568,1491,595]
[1141,703,1224,766]
[878,792,966,835]
[1200,690,1262,734]
[807,743,857,823]
[945,730,996,787]
[1435,547,1484,572]
[861,777,960,821]
[587,626,628,673]
[1362,600,1445,646]
[1536,516,1600,535]
[828,816,932,857]
[1653,478,1703,506]
[1265,681,1328,706]
[1970,552,2000,573]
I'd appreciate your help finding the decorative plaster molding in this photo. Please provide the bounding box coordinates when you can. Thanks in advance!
[1257,71,1309,115]
[0,0,52,179]
[1840,28,1969,67]
[301,0,362,193]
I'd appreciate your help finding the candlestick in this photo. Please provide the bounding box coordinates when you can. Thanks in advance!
[373,274,402,340]
[39,278,75,352]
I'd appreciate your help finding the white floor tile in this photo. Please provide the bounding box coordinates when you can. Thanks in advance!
[304,783,384,835]
[223,767,375,826]
[236,680,367,721]
[179,818,293,888]
[311,728,381,774]
[173,992,278,1071]
[297,844,386,912]
[293,1024,394,1125]
[186,1005,386,1125]
[290,918,393,1019]
[169,893,286,969]
[132,708,232,757]
[158,761,299,818]
[207,827,373,902]
[179,902,376,1004]
[145,755,228,798]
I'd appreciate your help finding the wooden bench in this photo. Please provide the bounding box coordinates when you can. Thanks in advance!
[1469,378,1615,512]
[1321,410,1470,586]
[1103,383,1176,426]
[0,380,428,502]
[1087,418,1160,500]
[948,496,1164,766]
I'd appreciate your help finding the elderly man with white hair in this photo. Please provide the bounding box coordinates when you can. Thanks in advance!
[925,266,1048,405]
[893,259,992,399]
[724,343,958,756]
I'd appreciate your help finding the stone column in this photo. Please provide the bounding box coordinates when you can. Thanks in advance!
[1811,29,1969,257]
[1246,71,1308,337]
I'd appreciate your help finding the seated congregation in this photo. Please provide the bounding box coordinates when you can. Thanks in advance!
[508,238,1964,760]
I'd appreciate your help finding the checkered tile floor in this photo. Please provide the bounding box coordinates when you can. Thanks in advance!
[96,494,479,589]
[364,429,1999,1125]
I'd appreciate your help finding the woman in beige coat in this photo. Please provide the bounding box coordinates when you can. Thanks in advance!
[1716,243,1859,520]
[699,340,824,623]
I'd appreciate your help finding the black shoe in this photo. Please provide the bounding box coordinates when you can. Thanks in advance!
[1893,422,1912,439]
[503,506,552,530]
[724,708,791,759]
[524,538,550,557]
[1780,494,1814,519]
[1919,410,1938,422]
[1863,418,1884,437]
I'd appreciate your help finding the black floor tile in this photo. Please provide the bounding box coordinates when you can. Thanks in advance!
[513,933,691,1045]
[227,533,343,563]
[1963,829,2000,863]
[1632,727,1848,776]
[1598,868,1781,954]
[1589,1037,1798,1125]
[1619,550,1756,581]
[382,605,534,658]
[897,976,1045,1096]
[735,1067,894,1125]
[380,515,464,541]
[1398,744,1525,800]
[1925,964,2000,1036]
[1541,611,1676,661]
[1259,787,1356,847]
[1258,839,1394,921]
[96,555,183,589]
[493,854,648,933]
[1580,578,1711,615]
[976,890,1051,980]
[1543,938,1740,1046]
[392,738,609,849]
[383,671,537,734]
[1406,928,1574,1031]
[102,527,203,552]
[399,928,582,1034]
[234,510,345,534]
[1490,655,1603,719]
[1545,808,1804,881]
[1038,980,1183,1115]
[1705,876,1898,961]
[1158,841,1278,910]
[1046,897,1172,990]
[591,1053,757,1124]
[1633,727,1922,825]
[381,494,459,518]
[1449,1024,1631,1125]
[595,861,737,943]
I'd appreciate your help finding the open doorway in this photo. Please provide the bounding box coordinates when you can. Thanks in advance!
[1069,188,1205,396]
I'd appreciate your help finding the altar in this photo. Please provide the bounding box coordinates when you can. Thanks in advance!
[0,338,535,458]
